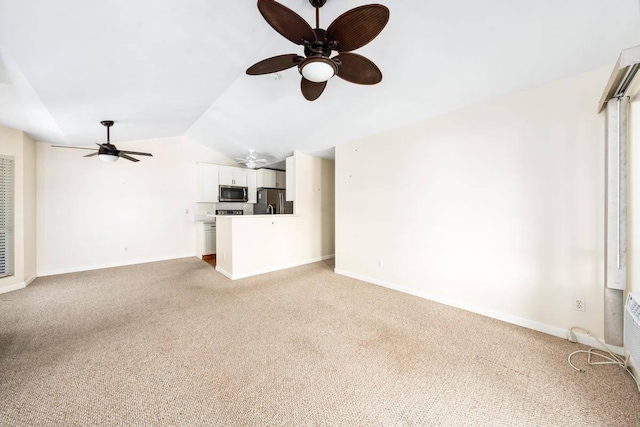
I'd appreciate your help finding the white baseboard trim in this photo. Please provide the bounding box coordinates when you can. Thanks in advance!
[0,282,26,294]
[334,268,624,356]
[37,253,197,277]
[215,266,233,279]
[220,254,335,280]
[628,351,638,379]
[25,274,37,287]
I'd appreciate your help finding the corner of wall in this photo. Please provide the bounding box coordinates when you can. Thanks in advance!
[23,133,37,280]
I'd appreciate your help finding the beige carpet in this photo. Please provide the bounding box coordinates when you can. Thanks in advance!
[1,258,638,426]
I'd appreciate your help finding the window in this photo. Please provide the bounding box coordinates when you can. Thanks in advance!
[0,156,14,277]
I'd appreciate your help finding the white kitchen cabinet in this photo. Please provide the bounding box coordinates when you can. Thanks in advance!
[275,171,286,189]
[234,170,247,186]
[196,222,216,256]
[219,166,248,186]
[285,156,295,201]
[219,168,234,186]
[257,169,275,188]
[246,169,257,203]
[197,163,219,203]
[257,169,285,188]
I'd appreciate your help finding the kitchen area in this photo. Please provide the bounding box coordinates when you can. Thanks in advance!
[194,156,296,264]
[193,151,335,281]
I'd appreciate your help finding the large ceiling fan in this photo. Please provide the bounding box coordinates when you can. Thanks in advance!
[236,149,267,169]
[246,0,390,101]
[52,121,153,163]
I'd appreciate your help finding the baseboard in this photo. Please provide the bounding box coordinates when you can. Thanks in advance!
[334,268,625,356]
[221,254,335,280]
[0,273,40,294]
[628,351,639,379]
[215,265,233,279]
[37,253,197,277]
[0,282,26,294]
[569,332,624,356]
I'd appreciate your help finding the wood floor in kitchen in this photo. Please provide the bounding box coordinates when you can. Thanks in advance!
[202,254,216,267]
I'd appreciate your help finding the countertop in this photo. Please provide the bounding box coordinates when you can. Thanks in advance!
[216,214,298,219]
[194,214,298,222]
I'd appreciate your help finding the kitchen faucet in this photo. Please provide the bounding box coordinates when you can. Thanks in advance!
[266,204,275,215]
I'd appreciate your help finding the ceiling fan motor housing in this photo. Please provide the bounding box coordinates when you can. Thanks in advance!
[309,0,327,8]
[304,29,333,57]
[247,0,389,100]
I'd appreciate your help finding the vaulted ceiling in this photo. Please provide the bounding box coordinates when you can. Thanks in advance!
[1,0,639,164]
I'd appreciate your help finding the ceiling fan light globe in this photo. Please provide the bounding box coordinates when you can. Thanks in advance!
[299,57,336,83]
[246,161,257,169]
[98,154,119,163]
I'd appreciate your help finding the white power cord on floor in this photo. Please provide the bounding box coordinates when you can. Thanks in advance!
[567,326,640,392]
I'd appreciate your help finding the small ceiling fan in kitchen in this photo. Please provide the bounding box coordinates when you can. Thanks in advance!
[237,149,267,169]
[52,121,153,163]
[246,0,390,101]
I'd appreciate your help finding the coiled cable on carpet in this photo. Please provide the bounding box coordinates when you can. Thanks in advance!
[567,326,640,392]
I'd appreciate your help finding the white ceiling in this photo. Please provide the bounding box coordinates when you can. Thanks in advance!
[0,0,639,164]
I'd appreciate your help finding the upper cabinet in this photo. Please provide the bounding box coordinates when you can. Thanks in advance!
[197,163,219,203]
[257,169,285,189]
[256,169,274,188]
[197,163,256,203]
[275,171,286,189]
[219,166,247,187]
[246,169,257,204]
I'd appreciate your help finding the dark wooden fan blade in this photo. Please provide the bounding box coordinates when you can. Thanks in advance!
[335,53,382,85]
[118,153,140,162]
[258,0,317,45]
[83,152,99,157]
[301,78,327,101]
[326,4,389,52]
[246,54,304,75]
[119,150,153,157]
[97,143,117,153]
[51,145,97,151]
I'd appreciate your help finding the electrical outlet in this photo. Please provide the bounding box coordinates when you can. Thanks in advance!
[377,259,383,268]
[573,297,586,312]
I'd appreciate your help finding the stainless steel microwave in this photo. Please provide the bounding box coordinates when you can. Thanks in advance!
[219,185,248,202]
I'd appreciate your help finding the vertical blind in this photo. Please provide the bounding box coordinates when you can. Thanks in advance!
[0,156,14,278]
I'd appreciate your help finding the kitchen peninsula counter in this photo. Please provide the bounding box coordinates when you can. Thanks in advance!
[215,214,298,218]
[215,214,318,280]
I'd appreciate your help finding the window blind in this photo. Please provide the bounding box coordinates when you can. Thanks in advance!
[0,156,14,278]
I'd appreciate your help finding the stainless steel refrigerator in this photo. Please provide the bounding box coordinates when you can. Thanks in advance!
[254,188,293,215]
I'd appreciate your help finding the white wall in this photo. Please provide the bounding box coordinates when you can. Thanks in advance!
[335,66,610,339]
[216,151,335,279]
[36,136,237,275]
[630,98,640,297]
[0,125,36,292]
[23,133,36,281]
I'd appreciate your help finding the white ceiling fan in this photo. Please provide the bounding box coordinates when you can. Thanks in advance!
[236,149,267,169]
